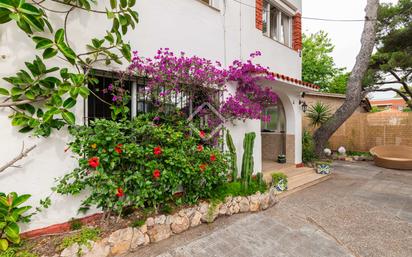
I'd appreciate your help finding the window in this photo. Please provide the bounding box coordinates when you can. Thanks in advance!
[199,0,220,9]
[262,1,292,47]
[86,71,214,123]
[86,75,132,122]
[261,101,286,132]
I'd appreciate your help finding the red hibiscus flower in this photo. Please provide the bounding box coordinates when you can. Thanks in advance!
[114,144,123,154]
[88,157,99,168]
[199,163,207,173]
[116,187,124,197]
[199,130,206,138]
[197,144,204,152]
[153,169,161,179]
[153,146,162,155]
[210,154,216,162]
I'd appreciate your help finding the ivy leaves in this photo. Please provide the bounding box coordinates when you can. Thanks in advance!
[0,0,139,137]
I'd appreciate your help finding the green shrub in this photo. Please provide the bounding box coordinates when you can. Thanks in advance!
[0,247,38,257]
[315,160,332,164]
[212,179,267,200]
[271,173,288,185]
[55,111,229,214]
[302,130,318,163]
[131,219,145,228]
[346,151,372,157]
[0,193,32,251]
[58,228,100,253]
[69,219,83,231]
[306,102,332,127]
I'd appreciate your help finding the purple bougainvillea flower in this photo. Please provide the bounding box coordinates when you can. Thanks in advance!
[112,95,118,102]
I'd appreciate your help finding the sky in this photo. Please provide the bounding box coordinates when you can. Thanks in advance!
[302,0,399,100]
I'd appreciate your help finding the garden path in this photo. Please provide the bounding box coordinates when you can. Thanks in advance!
[124,161,412,257]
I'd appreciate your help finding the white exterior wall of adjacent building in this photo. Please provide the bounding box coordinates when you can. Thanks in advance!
[0,0,302,231]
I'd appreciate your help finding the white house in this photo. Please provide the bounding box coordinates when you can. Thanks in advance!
[0,0,318,232]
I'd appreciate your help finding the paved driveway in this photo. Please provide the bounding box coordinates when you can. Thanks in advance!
[125,161,412,257]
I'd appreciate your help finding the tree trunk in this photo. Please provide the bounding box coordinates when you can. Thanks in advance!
[313,0,379,156]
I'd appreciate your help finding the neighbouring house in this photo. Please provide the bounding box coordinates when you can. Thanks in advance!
[304,92,371,115]
[370,98,409,112]
[0,0,317,232]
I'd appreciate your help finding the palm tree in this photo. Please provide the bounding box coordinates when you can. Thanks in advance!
[306,102,332,127]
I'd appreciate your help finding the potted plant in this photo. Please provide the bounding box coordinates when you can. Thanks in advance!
[271,172,288,191]
[315,161,332,174]
[277,154,286,163]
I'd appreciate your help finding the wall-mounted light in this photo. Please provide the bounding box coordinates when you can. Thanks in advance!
[299,100,308,112]
[299,92,307,112]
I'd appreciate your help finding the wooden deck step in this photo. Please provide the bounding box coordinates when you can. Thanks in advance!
[262,162,331,198]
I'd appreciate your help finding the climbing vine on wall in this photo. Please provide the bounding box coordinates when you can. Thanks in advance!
[0,0,138,136]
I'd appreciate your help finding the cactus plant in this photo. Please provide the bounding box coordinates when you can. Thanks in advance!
[241,132,256,190]
[226,131,238,182]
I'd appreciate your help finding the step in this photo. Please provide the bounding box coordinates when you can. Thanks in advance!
[263,167,313,183]
[277,174,331,199]
[288,173,327,190]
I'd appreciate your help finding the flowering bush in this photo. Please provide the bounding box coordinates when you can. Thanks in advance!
[55,111,229,214]
[221,52,278,122]
[128,49,279,123]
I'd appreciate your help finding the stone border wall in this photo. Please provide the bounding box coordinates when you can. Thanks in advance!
[58,189,278,257]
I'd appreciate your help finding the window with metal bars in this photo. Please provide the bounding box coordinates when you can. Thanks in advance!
[85,70,221,123]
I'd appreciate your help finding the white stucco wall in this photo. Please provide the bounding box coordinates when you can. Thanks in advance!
[0,0,302,231]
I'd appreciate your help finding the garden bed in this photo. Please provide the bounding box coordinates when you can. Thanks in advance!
[9,189,278,257]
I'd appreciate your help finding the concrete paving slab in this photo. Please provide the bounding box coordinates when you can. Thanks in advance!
[124,161,412,257]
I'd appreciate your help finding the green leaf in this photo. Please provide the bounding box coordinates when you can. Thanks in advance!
[0,7,11,24]
[0,239,8,251]
[11,87,23,96]
[106,9,114,19]
[36,108,43,118]
[4,222,20,240]
[119,14,127,26]
[19,126,33,133]
[23,104,35,115]
[17,18,32,34]
[36,38,54,49]
[0,0,15,10]
[69,87,79,98]
[51,94,63,107]
[121,43,131,61]
[54,28,64,43]
[62,111,75,125]
[79,86,89,98]
[43,107,58,122]
[12,194,31,207]
[120,0,127,8]
[12,206,31,216]
[0,87,9,95]
[129,0,136,7]
[63,97,76,108]
[43,48,58,59]
[110,0,117,9]
[57,42,76,64]
[129,10,139,23]
[18,3,41,15]
[44,18,53,33]
[25,90,36,100]
[22,13,44,32]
